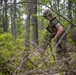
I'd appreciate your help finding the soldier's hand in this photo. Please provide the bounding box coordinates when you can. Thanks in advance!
[54,37,57,42]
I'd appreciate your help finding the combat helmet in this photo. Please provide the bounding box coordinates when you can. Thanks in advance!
[43,9,52,17]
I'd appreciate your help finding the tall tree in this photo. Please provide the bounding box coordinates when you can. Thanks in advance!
[25,0,38,48]
[57,0,60,19]
[3,0,8,32]
[52,0,57,11]
[25,0,31,49]
[75,2,76,18]
[0,0,2,5]
[0,1,1,22]
[68,0,73,29]
[12,0,16,39]
[0,9,1,24]
[31,0,38,47]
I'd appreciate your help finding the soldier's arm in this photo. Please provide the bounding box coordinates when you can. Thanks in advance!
[54,25,65,41]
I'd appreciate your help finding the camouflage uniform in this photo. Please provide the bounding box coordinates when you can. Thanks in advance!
[48,17,70,60]
[43,9,71,75]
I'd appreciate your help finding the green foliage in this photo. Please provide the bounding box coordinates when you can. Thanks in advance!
[0,0,76,74]
[73,0,76,2]
[0,72,5,75]
[40,0,51,4]
[0,33,24,75]
[67,30,74,45]
[0,28,3,34]
[15,9,25,38]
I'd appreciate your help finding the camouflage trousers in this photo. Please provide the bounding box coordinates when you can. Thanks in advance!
[56,35,70,61]
[56,35,71,75]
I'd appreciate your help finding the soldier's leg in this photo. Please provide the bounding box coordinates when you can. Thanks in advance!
[56,46,63,60]
[61,39,71,61]
[60,39,71,75]
[56,34,71,73]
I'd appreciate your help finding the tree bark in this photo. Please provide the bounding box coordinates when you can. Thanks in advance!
[68,0,73,29]
[75,2,76,18]
[57,0,60,20]
[0,9,1,23]
[52,0,57,11]
[3,0,8,32]
[12,0,16,40]
[10,4,13,35]
[31,0,38,47]
[25,0,31,49]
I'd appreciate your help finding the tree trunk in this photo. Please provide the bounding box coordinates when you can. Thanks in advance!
[3,0,8,32]
[0,2,2,30]
[10,4,13,35]
[52,0,57,11]
[57,0,60,20]
[0,0,2,5]
[64,0,66,8]
[25,0,31,50]
[68,0,73,29]
[0,9,1,24]
[72,2,76,46]
[12,0,16,40]
[31,0,38,47]
[75,2,76,18]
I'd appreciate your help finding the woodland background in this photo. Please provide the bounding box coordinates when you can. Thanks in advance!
[0,0,76,75]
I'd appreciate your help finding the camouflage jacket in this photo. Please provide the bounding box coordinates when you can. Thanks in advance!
[46,17,66,40]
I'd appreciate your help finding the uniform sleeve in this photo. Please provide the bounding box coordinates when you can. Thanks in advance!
[52,18,61,28]
[56,23,61,28]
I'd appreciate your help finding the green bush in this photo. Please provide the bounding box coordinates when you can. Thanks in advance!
[0,33,24,75]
